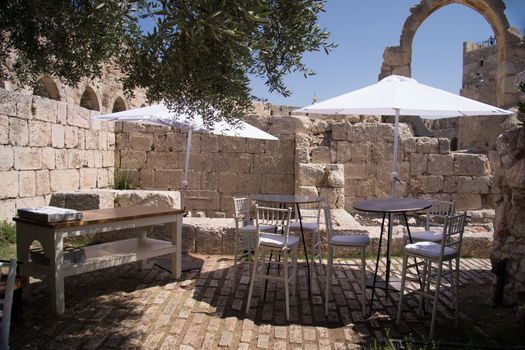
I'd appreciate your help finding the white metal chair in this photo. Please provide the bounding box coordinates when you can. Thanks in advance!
[232,197,277,292]
[403,200,455,244]
[246,205,299,321]
[289,204,322,277]
[323,205,370,315]
[396,212,467,339]
[0,259,17,350]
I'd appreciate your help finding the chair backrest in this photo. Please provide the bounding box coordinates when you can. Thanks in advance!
[440,212,468,258]
[233,197,252,228]
[255,205,292,245]
[425,200,455,230]
[323,204,333,242]
[0,259,17,350]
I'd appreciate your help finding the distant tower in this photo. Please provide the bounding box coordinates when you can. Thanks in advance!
[312,94,317,104]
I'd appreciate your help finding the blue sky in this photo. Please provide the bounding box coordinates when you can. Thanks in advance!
[249,0,525,107]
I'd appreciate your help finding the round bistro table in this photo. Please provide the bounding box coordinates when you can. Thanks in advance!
[253,194,322,295]
[354,197,431,316]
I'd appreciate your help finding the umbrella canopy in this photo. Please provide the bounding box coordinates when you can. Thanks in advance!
[295,75,514,195]
[93,103,278,208]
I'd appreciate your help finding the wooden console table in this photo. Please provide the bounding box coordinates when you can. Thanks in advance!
[14,206,184,315]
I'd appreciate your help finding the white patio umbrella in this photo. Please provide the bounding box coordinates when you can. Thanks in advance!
[93,103,278,209]
[295,74,514,196]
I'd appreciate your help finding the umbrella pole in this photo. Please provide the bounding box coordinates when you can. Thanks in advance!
[391,108,400,197]
[181,128,192,210]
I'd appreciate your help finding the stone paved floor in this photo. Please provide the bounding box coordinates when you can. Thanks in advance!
[11,255,493,349]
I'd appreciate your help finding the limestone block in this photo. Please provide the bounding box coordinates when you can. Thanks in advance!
[201,171,218,191]
[340,142,370,164]
[166,132,187,152]
[0,90,16,117]
[189,151,212,173]
[295,133,311,148]
[438,138,451,154]
[357,179,375,197]
[32,96,57,123]
[9,118,28,146]
[186,190,221,211]
[297,163,325,186]
[0,115,8,144]
[410,175,443,193]
[442,176,458,193]
[409,153,427,175]
[237,173,261,194]
[64,126,79,148]
[146,151,176,169]
[219,137,245,153]
[383,45,411,66]
[311,119,329,135]
[327,164,344,188]
[0,171,18,199]
[50,169,80,192]
[505,158,525,189]
[67,149,81,169]
[0,199,16,221]
[245,138,265,154]
[311,146,332,164]
[213,153,252,173]
[42,147,55,169]
[35,170,51,196]
[453,153,490,176]
[130,132,154,151]
[80,168,98,189]
[488,150,501,173]
[0,145,13,170]
[102,150,115,167]
[138,169,154,188]
[265,134,295,154]
[295,147,310,164]
[200,134,219,153]
[120,150,146,169]
[269,115,311,135]
[320,187,344,208]
[195,224,223,254]
[344,164,367,180]
[55,149,68,169]
[84,129,99,150]
[347,123,378,142]
[98,131,108,150]
[332,123,348,140]
[16,93,32,120]
[84,150,96,168]
[344,179,358,197]
[28,120,51,147]
[51,123,65,148]
[155,169,184,189]
[337,141,351,163]
[296,186,318,197]
[361,115,381,123]
[417,137,439,154]
[218,172,238,194]
[427,154,454,175]
[452,193,482,210]
[67,104,90,129]
[16,196,46,210]
[57,101,67,124]
[97,168,110,188]
[457,176,491,194]
[14,147,41,170]
[19,171,36,197]
[114,190,181,210]
[261,174,294,194]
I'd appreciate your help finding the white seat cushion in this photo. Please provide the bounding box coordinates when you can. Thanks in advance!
[289,222,319,232]
[239,224,277,234]
[259,233,300,248]
[403,230,442,243]
[330,234,369,247]
[405,241,457,259]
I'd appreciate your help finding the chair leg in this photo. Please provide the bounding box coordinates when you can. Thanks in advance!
[325,245,333,316]
[283,249,290,321]
[429,261,444,339]
[396,254,409,324]
[246,247,260,315]
[418,260,428,315]
[360,247,367,315]
[292,245,298,298]
[454,257,460,326]
[232,232,240,292]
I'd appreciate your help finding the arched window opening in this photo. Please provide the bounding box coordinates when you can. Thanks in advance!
[80,86,100,111]
[112,97,127,112]
[33,76,60,100]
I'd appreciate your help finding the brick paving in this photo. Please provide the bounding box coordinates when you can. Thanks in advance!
[11,256,493,349]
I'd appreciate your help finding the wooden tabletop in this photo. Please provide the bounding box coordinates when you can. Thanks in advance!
[13,206,185,228]
[353,197,431,213]
[254,194,322,204]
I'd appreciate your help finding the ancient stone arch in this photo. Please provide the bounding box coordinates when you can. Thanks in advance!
[112,96,127,112]
[80,86,100,111]
[380,0,524,107]
[33,76,61,101]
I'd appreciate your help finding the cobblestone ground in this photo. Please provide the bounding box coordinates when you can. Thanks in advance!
[11,256,493,349]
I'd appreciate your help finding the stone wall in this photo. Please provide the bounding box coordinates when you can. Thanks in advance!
[0,88,115,221]
[294,117,497,212]
[492,123,525,305]
[461,41,498,106]
[113,103,307,217]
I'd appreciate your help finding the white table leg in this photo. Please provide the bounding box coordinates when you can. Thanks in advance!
[50,231,65,315]
[168,214,183,279]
